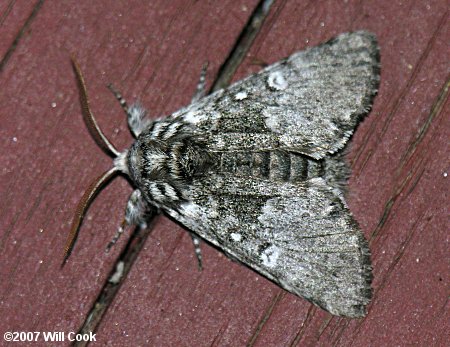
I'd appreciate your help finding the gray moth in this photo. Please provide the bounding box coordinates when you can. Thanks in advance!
[64,31,380,318]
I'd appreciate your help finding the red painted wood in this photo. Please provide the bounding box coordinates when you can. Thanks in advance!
[0,0,40,61]
[0,0,259,345]
[0,1,448,346]
[233,1,450,346]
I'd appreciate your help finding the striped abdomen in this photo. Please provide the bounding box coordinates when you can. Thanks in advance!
[217,150,346,185]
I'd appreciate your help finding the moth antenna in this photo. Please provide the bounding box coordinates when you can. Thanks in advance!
[62,167,119,266]
[71,57,121,157]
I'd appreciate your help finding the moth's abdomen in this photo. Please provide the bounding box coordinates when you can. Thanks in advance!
[218,151,348,186]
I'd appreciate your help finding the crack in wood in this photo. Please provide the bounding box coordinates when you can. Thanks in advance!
[353,8,448,179]
[73,214,159,347]
[211,0,275,92]
[369,73,449,245]
[288,304,316,347]
[0,0,44,73]
[246,290,285,347]
[399,76,449,173]
[72,1,276,345]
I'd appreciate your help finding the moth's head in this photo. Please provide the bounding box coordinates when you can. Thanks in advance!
[62,58,135,266]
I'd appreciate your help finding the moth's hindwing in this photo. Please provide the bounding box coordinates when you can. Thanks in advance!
[136,31,378,317]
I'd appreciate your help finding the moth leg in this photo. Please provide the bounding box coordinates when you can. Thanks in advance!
[189,233,203,270]
[107,189,152,251]
[108,84,150,137]
[191,62,209,103]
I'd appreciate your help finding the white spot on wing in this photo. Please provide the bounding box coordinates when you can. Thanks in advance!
[177,202,210,231]
[267,71,288,90]
[230,233,242,242]
[208,197,220,218]
[183,110,206,124]
[261,245,280,268]
[180,202,202,216]
[235,91,248,100]
[263,114,281,133]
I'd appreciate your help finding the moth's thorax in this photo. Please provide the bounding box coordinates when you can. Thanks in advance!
[126,119,211,206]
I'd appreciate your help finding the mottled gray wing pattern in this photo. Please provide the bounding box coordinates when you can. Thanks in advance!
[172,31,379,159]
[162,31,378,317]
[166,175,372,317]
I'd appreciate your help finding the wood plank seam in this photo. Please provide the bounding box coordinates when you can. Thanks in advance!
[72,1,276,345]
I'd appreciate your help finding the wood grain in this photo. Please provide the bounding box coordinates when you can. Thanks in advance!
[0,1,448,346]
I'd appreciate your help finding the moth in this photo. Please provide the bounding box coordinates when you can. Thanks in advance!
[64,31,379,318]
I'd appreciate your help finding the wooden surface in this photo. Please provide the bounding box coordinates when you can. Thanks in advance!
[0,1,448,346]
